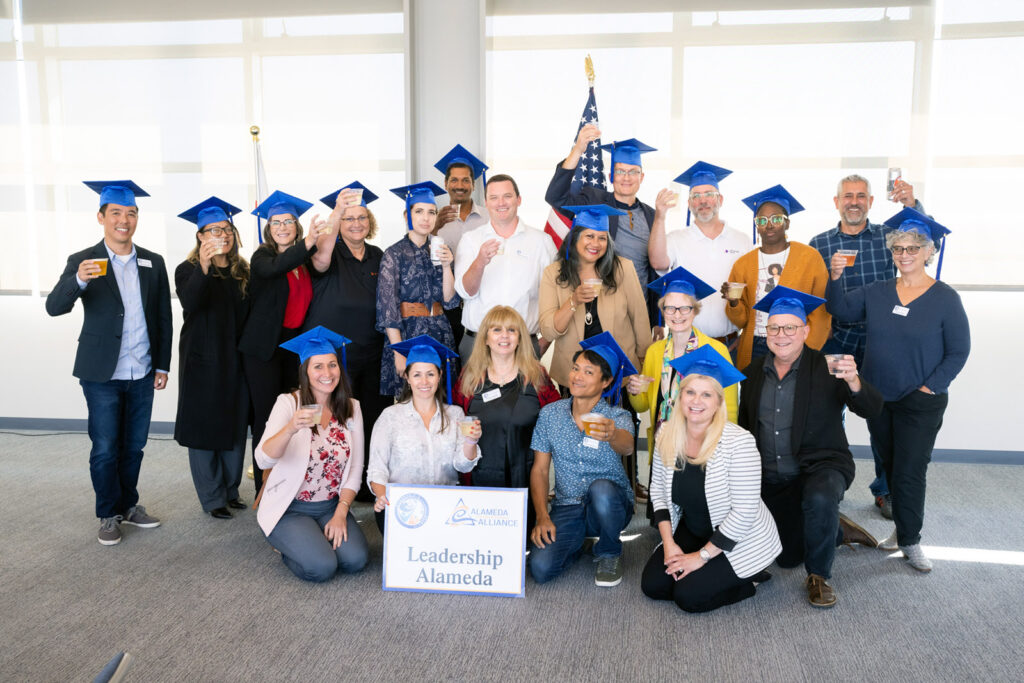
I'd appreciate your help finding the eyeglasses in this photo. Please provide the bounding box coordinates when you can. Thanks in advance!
[616,169,642,177]
[765,323,803,336]
[663,305,694,316]
[891,245,922,255]
[268,219,297,228]
[689,191,720,201]
[754,215,788,228]
[201,227,232,237]
[341,216,370,224]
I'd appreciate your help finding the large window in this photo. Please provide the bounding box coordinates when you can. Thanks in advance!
[486,3,1024,286]
[0,11,406,294]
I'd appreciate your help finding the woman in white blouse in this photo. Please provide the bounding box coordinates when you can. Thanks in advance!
[641,345,781,612]
[367,335,481,533]
[256,326,368,582]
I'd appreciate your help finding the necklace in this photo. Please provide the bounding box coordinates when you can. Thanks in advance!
[585,299,595,326]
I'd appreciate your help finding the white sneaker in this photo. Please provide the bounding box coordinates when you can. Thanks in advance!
[900,544,933,573]
[878,529,899,551]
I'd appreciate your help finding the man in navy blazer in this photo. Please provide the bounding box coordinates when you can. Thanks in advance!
[46,180,173,546]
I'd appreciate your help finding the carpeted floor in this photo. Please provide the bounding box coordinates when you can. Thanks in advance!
[2,431,1023,682]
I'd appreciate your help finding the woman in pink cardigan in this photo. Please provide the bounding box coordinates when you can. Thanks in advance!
[256,326,368,582]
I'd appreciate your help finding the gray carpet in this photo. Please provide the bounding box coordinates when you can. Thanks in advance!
[2,431,1023,682]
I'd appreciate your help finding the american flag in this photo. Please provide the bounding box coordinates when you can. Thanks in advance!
[544,86,605,249]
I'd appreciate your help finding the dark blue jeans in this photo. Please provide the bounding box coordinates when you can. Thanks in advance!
[80,374,155,519]
[529,479,632,584]
[761,468,846,579]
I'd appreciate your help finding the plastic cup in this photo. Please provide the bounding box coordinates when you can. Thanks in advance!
[837,249,858,266]
[825,354,843,376]
[726,282,745,299]
[581,412,603,437]
[664,191,679,208]
[212,239,227,255]
[449,198,461,220]
[302,403,322,424]
[94,258,108,276]
[345,188,363,207]
[494,238,505,256]
[584,278,603,297]
[459,417,478,437]
[430,236,444,266]
[887,167,902,200]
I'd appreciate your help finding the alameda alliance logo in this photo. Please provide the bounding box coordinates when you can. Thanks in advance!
[445,498,518,528]
[395,493,428,529]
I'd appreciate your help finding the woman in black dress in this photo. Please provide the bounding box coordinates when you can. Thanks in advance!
[174,197,251,518]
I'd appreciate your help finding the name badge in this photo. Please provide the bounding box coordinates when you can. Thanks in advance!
[481,388,501,402]
[892,305,909,317]
[582,437,600,449]
[138,258,153,268]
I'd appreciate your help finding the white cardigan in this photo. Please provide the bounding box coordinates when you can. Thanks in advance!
[255,393,364,537]
[650,422,781,579]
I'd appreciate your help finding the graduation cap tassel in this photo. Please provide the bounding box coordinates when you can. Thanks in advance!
[686,208,691,227]
[935,237,946,281]
[445,359,454,405]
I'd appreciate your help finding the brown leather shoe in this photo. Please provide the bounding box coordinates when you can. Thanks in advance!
[806,574,837,608]
[839,513,878,548]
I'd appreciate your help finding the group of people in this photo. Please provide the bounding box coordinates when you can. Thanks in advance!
[47,128,970,613]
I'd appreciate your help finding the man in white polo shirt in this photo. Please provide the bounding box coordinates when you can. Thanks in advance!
[648,161,750,356]
[454,173,557,365]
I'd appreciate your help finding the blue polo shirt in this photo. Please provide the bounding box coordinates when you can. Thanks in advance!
[531,398,634,506]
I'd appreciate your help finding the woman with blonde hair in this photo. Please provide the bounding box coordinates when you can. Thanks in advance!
[174,197,252,518]
[641,346,780,613]
[453,306,559,501]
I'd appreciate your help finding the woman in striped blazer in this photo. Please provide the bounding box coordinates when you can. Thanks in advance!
[640,346,781,613]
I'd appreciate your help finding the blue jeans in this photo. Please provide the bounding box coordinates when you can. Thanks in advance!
[80,374,155,519]
[761,468,846,579]
[266,499,369,582]
[529,479,632,584]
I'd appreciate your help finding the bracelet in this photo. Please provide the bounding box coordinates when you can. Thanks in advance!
[568,296,577,313]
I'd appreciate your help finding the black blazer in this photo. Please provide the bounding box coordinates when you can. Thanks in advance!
[237,241,314,361]
[45,240,173,383]
[738,345,883,488]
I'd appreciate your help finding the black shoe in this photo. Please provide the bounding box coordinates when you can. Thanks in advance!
[751,570,773,586]
[209,507,233,519]
[227,499,247,510]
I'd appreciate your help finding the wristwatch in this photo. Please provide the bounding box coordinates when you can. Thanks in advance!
[698,548,711,564]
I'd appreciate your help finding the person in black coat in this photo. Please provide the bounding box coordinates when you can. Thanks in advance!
[45,180,172,546]
[239,190,321,492]
[738,290,883,608]
[174,197,251,519]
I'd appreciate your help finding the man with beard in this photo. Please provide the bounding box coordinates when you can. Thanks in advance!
[808,174,924,518]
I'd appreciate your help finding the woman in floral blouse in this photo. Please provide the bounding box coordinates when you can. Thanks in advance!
[255,327,368,582]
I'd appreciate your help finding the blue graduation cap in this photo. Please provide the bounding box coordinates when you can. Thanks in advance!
[279,325,352,367]
[84,180,149,208]
[252,190,313,220]
[579,331,638,404]
[390,181,447,231]
[177,196,242,230]
[667,345,744,390]
[434,144,488,182]
[388,334,460,404]
[674,161,732,226]
[742,184,805,242]
[600,138,657,171]
[321,181,379,210]
[559,204,627,260]
[883,207,951,280]
[648,266,715,300]
[752,285,825,323]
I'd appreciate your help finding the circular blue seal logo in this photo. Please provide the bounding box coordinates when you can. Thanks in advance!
[394,493,429,529]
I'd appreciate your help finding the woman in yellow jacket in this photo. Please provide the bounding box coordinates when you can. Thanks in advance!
[628,268,739,483]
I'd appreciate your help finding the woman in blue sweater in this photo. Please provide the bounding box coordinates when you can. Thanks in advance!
[826,208,969,573]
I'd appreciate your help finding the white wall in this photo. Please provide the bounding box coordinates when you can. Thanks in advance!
[2,288,1019,452]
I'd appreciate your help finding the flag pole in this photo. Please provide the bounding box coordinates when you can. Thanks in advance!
[585,54,595,86]
[250,125,266,245]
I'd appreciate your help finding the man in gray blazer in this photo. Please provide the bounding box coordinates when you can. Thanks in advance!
[46,180,172,546]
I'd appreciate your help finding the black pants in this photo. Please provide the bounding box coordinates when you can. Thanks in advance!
[868,390,948,546]
[242,328,300,492]
[347,348,393,501]
[641,522,756,613]
[761,468,846,579]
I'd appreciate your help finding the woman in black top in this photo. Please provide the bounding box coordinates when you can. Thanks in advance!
[307,183,392,498]
[239,191,321,491]
[174,197,251,518]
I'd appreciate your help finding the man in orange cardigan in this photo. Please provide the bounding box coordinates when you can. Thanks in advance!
[722,185,830,370]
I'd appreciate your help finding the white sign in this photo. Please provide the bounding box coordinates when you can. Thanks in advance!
[382,484,527,598]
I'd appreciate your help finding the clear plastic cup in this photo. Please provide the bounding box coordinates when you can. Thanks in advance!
[459,416,478,437]
[726,282,745,300]
[837,249,858,266]
[494,238,505,256]
[584,278,603,297]
[345,188,363,207]
[94,258,108,276]
[887,167,902,200]
[302,403,322,424]
[430,236,444,266]
[581,412,603,437]
[825,354,844,376]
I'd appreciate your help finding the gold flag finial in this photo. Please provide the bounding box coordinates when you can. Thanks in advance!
[585,54,595,86]
[250,125,260,140]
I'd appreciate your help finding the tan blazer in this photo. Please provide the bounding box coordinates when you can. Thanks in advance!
[538,256,652,388]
